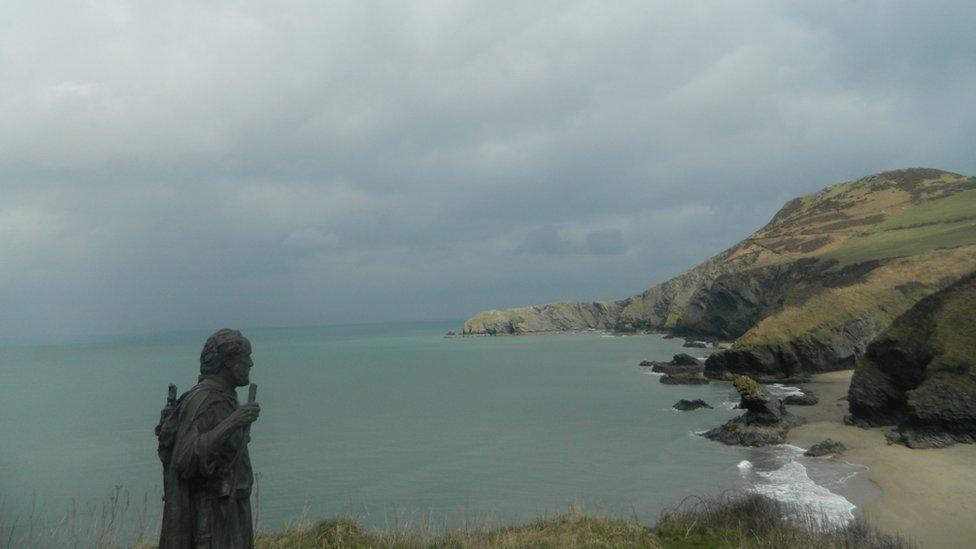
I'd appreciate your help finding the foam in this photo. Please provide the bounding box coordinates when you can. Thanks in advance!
[751,460,856,526]
[768,384,804,398]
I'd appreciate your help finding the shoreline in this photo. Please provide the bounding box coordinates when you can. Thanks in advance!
[789,370,976,548]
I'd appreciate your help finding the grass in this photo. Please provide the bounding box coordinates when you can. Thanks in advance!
[822,188,976,265]
[734,245,976,348]
[2,490,913,548]
[254,493,912,548]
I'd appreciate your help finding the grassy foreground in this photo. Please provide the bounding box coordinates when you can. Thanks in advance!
[255,494,911,548]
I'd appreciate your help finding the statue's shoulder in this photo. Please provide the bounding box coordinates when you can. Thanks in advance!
[180,379,236,411]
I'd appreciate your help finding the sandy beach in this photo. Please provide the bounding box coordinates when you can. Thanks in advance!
[788,371,976,548]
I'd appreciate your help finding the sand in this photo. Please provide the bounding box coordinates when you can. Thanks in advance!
[787,370,976,548]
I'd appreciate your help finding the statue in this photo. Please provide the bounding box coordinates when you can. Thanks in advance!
[156,329,261,548]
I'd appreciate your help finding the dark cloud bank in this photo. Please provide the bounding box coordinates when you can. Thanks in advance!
[1,1,975,340]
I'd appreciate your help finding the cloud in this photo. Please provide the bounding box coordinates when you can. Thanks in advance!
[0,1,974,339]
[514,225,629,256]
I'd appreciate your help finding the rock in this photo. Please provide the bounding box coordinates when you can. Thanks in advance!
[883,425,976,449]
[703,416,792,446]
[660,373,710,385]
[672,353,700,366]
[662,333,676,340]
[651,363,701,374]
[704,375,804,446]
[844,415,873,428]
[848,271,976,448]
[804,439,847,457]
[683,340,708,349]
[783,394,819,406]
[673,399,713,411]
[640,354,703,375]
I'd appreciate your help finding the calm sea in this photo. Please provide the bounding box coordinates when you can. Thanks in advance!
[0,321,862,542]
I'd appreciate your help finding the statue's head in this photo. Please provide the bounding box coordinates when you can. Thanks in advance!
[200,328,253,386]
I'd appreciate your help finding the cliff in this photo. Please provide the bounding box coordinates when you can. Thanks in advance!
[463,168,976,379]
[847,271,976,448]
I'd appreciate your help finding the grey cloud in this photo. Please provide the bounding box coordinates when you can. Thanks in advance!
[585,229,626,256]
[1,1,975,339]
[515,226,628,256]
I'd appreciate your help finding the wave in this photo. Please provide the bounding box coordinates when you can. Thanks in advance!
[768,384,804,398]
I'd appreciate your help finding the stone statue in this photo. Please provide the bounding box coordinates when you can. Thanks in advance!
[156,329,261,548]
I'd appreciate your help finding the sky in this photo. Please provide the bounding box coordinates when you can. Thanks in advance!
[2,1,975,340]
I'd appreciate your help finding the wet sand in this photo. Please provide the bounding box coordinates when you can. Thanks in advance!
[788,370,976,548]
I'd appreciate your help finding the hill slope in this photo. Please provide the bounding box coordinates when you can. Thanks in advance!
[463,168,976,379]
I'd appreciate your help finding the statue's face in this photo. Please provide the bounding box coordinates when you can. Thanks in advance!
[227,352,253,387]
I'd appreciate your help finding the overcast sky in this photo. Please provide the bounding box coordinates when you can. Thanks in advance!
[2,1,975,340]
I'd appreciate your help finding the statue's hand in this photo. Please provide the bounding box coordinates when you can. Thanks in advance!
[230,402,261,428]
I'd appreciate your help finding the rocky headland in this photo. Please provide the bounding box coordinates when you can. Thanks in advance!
[462,168,976,384]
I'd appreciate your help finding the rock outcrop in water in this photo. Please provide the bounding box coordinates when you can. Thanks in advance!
[848,271,976,448]
[462,169,976,381]
[642,354,709,385]
[704,376,804,446]
[673,399,713,411]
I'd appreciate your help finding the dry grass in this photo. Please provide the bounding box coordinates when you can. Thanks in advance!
[2,490,914,548]
[0,486,162,549]
[734,245,976,348]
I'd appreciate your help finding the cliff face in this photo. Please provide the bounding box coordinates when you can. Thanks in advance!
[463,168,976,379]
[847,271,976,448]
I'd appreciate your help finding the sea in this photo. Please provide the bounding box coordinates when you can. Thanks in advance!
[0,320,873,544]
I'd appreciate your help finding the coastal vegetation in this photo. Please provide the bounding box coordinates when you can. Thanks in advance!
[255,493,910,548]
[3,489,911,548]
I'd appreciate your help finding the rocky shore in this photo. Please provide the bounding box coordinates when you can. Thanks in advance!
[789,370,976,547]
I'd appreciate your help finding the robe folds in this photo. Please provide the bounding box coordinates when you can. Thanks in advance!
[158,377,254,549]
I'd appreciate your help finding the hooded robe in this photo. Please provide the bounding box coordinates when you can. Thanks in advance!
[158,377,254,548]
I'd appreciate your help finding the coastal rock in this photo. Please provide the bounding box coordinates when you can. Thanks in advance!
[463,169,976,382]
[804,439,847,457]
[704,376,804,446]
[652,356,708,385]
[672,353,700,366]
[783,393,819,406]
[673,399,713,411]
[642,354,704,375]
[848,271,976,448]
[660,373,710,385]
[683,340,708,349]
